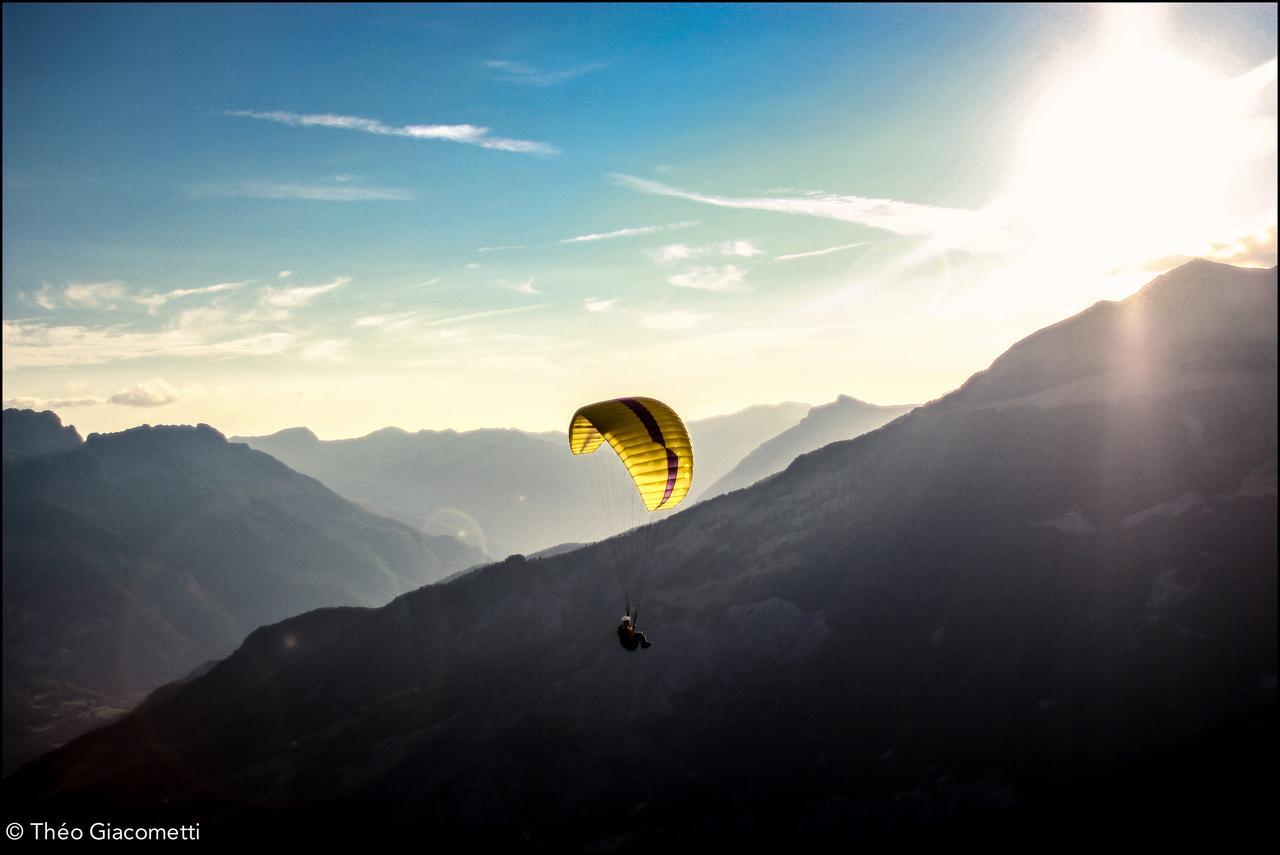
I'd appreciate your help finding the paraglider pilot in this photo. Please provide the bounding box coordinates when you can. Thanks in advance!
[617,613,652,651]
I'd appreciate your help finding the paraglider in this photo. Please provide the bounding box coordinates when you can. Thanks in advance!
[569,396,693,652]
[617,613,652,650]
[569,396,693,511]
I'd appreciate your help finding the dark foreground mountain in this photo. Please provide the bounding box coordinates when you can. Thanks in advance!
[2,409,83,463]
[702,395,914,499]
[6,261,1275,846]
[2,423,480,773]
[234,402,810,557]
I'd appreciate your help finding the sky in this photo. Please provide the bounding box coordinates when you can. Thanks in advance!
[3,3,1276,438]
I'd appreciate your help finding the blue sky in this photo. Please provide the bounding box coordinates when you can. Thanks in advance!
[3,3,1276,436]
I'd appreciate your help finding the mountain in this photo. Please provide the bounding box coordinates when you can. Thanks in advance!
[682,402,811,501]
[233,426,596,558]
[2,409,83,463]
[7,261,1275,845]
[1,423,481,774]
[233,402,810,557]
[702,395,914,499]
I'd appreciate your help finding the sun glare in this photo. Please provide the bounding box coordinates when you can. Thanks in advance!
[1009,6,1275,271]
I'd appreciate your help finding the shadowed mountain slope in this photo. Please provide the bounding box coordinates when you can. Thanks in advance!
[7,261,1275,846]
[2,423,480,773]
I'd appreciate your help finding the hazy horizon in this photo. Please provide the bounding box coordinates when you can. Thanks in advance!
[3,4,1276,439]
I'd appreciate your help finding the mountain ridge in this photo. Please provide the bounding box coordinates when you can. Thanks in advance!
[2,421,482,773]
[7,260,1275,845]
[234,401,813,555]
[703,394,915,498]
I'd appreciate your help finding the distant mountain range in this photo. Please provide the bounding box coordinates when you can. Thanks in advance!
[681,402,812,501]
[702,395,914,499]
[10,260,1273,844]
[234,401,813,557]
[1,419,481,773]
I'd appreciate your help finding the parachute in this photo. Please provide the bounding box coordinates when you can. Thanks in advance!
[569,397,693,511]
[569,397,693,618]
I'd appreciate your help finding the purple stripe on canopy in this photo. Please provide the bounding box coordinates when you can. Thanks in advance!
[656,448,679,507]
[618,397,666,446]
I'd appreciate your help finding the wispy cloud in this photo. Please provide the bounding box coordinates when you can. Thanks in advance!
[485,59,607,87]
[513,279,540,296]
[194,181,415,201]
[63,282,126,309]
[2,320,299,368]
[263,276,350,309]
[561,221,700,244]
[136,281,245,311]
[399,277,443,291]
[421,304,551,327]
[32,284,58,311]
[3,395,99,409]
[228,109,558,156]
[278,270,294,279]
[613,174,1002,251]
[773,242,867,262]
[583,297,619,313]
[24,281,137,312]
[666,265,747,292]
[301,339,350,363]
[353,311,419,330]
[650,240,763,263]
[477,244,531,253]
[642,310,708,330]
[109,379,178,407]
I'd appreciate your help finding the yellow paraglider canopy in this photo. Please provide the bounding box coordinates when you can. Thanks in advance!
[569,397,693,511]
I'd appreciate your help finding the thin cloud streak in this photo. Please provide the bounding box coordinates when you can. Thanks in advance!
[614,174,1008,252]
[264,277,351,309]
[485,59,607,87]
[229,110,558,156]
[774,242,867,262]
[194,182,415,201]
[3,396,99,409]
[353,311,420,330]
[561,221,700,244]
[137,281,246,309]
[420,303,551,327]
[2,319,299,368]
